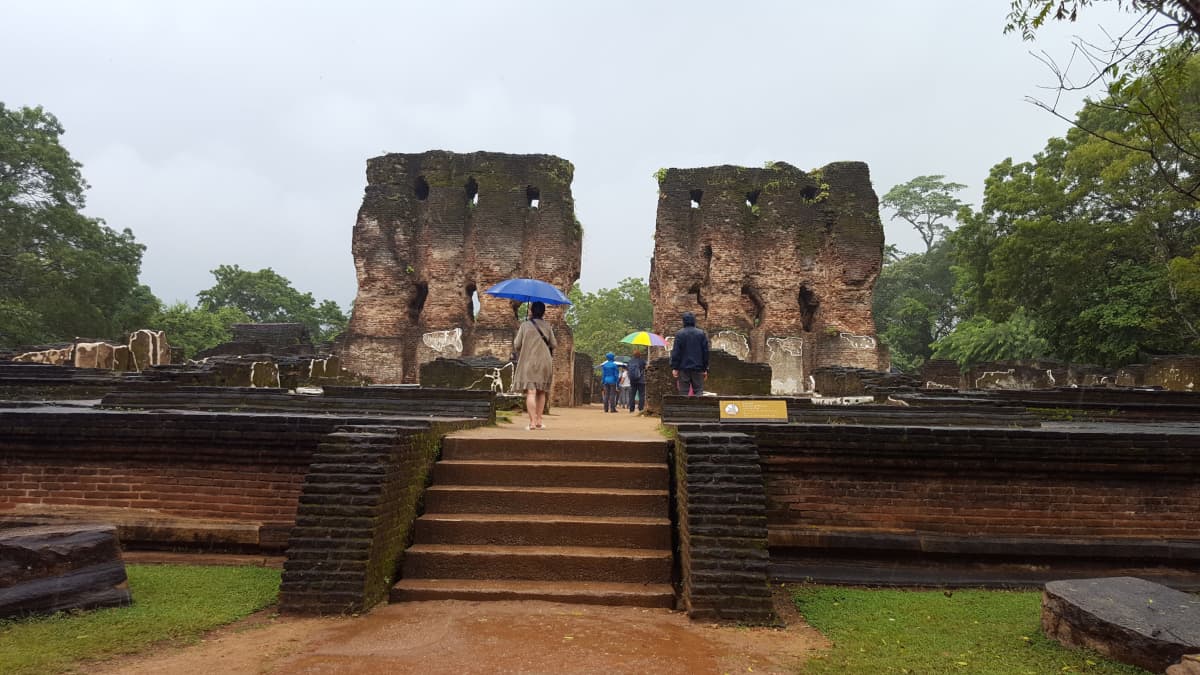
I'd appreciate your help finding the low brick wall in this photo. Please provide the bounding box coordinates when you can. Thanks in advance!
[662,396,1037,427]
[280,420,472,615]
[0,411,332,550]
[668,421,1200,587]
[673,431,774,623]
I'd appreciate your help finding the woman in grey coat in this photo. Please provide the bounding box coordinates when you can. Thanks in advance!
[512,301,557,430]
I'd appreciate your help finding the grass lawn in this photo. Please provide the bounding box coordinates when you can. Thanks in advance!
[792,586,1150,674]
[0,564,281,675]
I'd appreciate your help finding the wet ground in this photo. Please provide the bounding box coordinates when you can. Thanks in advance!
[92,596,827,674]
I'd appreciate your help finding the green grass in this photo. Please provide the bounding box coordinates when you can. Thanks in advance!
[792,586,1149,674]
[0,564,281,675]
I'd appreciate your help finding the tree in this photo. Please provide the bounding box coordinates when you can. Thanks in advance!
[0,103,150,347]
[947,62,1200,365]
[565,277,653,363]
[1005,1,1200,40]
[1006,3,1200,200]
[872,242,958,372]
[930,309,1051,368]
[149,302,249,359]
[880,175,967,252]
[196,265,347,342]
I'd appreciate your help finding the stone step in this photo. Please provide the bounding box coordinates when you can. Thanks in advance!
[391,578,675,608]
[413,513,671,549]
[423,485,669,518]
[401,544,673,584]
[431,460,667,489]
[441,437,668,463]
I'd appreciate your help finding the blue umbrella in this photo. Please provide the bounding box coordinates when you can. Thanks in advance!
[484,278,572,305]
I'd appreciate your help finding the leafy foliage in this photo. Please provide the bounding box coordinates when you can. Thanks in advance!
[196,265,347,342]
[947,53,1200,365]
[931,309,1051,368]
[880,175,967,252]
[0,103,150,346]
[149,301,250,359]
[873,242,958,371]
[565,277,653,363]
[1004,1,1200,41]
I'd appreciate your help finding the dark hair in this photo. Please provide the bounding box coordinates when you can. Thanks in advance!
[530,301,546,319]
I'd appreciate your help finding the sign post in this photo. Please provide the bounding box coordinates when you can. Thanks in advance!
[718,399,788,423]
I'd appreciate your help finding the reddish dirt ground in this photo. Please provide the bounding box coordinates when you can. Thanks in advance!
[89,595,827,674]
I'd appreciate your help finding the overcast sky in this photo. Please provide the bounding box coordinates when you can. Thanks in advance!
[3,1,1130,307]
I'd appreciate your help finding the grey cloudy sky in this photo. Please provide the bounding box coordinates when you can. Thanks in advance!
[3,1,1128,307]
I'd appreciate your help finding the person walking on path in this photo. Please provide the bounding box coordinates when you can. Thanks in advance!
[670,311,709,396]
[627,349,647,413]
[512,301,557,430]
[618,364,631,408]
[600,352,621,412]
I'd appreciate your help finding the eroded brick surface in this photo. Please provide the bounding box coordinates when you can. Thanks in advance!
[341,151,582,405]
[650,162,888,393]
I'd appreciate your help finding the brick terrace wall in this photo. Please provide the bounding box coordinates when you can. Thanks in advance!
[754,424,1200,542]
[341,150,582,406]
[673,431,774,623]
[0,411,336,549]
[650,161,888,394]
[280,421,471,614]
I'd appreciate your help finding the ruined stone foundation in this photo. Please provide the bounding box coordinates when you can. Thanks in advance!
[649,161,889,393]
[341,151,582,406]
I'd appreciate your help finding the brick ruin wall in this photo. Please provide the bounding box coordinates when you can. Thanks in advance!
[340,151,582,406]
[756,424,1200,549]
[650,162,888,394]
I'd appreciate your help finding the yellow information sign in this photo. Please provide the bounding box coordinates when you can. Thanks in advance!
[718,399,788,423]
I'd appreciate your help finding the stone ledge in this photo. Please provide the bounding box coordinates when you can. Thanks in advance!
[1043,576,1200,673]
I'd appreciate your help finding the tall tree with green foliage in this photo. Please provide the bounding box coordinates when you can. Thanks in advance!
[565,277,653,362]
[0,103,150,346]
[196,265,347,342]
[872,242,958,372]
[880,175,967,252]
[948,55,1200,365]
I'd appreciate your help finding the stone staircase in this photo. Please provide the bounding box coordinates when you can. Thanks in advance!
[392,437,675,607]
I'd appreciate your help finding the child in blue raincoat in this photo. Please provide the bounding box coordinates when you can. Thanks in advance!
[600,352,621,412]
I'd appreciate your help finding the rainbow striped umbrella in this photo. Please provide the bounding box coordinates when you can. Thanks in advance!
[620,331,668,347]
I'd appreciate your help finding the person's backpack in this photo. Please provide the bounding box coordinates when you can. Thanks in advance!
[627,359,645,381]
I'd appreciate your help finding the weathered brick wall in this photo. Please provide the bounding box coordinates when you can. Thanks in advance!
[0,411,330,548]
[279,421,471,615]
[341,151,582,406]
[674,431,774,623]
[650,162,888,394]
[756,425,1200,541]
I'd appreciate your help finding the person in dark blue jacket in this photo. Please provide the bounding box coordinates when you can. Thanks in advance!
[670,312,709,396]
[626,349,647,413]
[600,352,621,412]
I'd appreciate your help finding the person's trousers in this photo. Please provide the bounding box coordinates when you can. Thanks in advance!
[676,370,705,396]
[603,383,619,411]
[618,386,630,407]
[628,380,646,411]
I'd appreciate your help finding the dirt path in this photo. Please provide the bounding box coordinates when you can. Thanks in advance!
[90,596,827,674]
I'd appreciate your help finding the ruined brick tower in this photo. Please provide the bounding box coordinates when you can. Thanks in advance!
[341,151,582,406]
[649,161,888,393]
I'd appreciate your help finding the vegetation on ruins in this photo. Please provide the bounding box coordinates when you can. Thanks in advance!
[0,564,280,675]
[0,103,154,347]
[565,277,652,363]
[792,585,1145,674]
